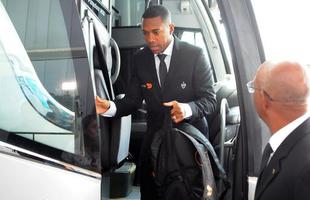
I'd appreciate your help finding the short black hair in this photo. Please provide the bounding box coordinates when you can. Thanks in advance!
[142,5,171,23]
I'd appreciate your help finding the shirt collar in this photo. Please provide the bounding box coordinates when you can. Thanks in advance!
[155,36,174,57]
[269,112,310,152]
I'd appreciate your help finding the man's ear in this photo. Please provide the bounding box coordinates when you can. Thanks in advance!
[262,91,270,109]
[169,24,175,35]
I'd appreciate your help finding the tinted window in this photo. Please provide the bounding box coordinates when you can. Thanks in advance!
[0,0,99,172]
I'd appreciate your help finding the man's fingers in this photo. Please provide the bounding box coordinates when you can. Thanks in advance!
[163,101,177,111]
[96,96,104,103]
[163,101,175,115]
[95,96,110,114]
[163,101,184,123]
[163,102,174,107]
[163,101,183,120]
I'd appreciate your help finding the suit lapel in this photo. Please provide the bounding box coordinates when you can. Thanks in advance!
[255,118,310,199]
[255,158,281,199]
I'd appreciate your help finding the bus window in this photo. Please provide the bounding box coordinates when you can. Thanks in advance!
[179,31,207,50]
[208,2,233,75]
[114,0,145,27]
[0,0,99,172]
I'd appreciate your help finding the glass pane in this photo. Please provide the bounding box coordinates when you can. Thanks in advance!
[84,0,109,27]
[181,31,208,55]
[114,0,145,26]
[0,0,97,165]
[208,3,233,74]
[1,0,76,152]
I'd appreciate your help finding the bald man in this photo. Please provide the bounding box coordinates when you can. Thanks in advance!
[248,61,310,200]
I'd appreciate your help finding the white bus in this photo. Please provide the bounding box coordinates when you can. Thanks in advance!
[0,0,309,200]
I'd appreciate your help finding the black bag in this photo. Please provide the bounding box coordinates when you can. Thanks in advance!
[151,112,226,200]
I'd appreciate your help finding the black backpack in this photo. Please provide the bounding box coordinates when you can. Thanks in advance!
[151,113,228,200]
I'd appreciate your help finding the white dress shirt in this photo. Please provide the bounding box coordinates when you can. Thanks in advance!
[154,37,174,86]
[103,37,192,118]
[267,112,310,161]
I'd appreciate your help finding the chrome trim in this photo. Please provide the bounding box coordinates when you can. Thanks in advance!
[0,141,101,179]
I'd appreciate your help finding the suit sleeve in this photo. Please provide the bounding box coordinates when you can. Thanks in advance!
[114,56,143,117]
[188,48,217,120]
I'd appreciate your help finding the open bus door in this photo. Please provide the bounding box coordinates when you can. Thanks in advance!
[0,0,132,199]
[0,0,102,199]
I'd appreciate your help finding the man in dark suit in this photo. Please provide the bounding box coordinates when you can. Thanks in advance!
[248,61,310,200]
[96,5,216,199]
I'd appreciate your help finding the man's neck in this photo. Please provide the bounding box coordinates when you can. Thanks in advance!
[158,36,174,55]
[268,110,308,134]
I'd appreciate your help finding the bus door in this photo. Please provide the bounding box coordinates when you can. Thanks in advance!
[80,0,132,170]
[0,0,103,199]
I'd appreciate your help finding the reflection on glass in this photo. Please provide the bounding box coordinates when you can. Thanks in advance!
[0,0,100,172]
[9,55,74,131]
[62,81,77,91]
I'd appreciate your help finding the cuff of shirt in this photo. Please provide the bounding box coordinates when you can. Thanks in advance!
[180,103,192,119]
[102,101,116,117]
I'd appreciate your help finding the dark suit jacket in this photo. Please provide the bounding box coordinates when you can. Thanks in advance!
[254,117,310,200]
[114,37,216,135]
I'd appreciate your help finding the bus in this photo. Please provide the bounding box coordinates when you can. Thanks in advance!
[0,0,309,199]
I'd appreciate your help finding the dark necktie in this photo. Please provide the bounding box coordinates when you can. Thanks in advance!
[158,54,167,87]
[259,143,273,172]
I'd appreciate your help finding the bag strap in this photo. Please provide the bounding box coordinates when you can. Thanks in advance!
[181,131,217,200]
[177,123,226,177]
[177,123,231,199]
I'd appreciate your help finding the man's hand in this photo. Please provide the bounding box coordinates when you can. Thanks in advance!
[163,100,185,123]
[95,96,110,114]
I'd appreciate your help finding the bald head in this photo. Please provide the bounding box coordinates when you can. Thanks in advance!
[257,61,310,104]
[253,61,310,133]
